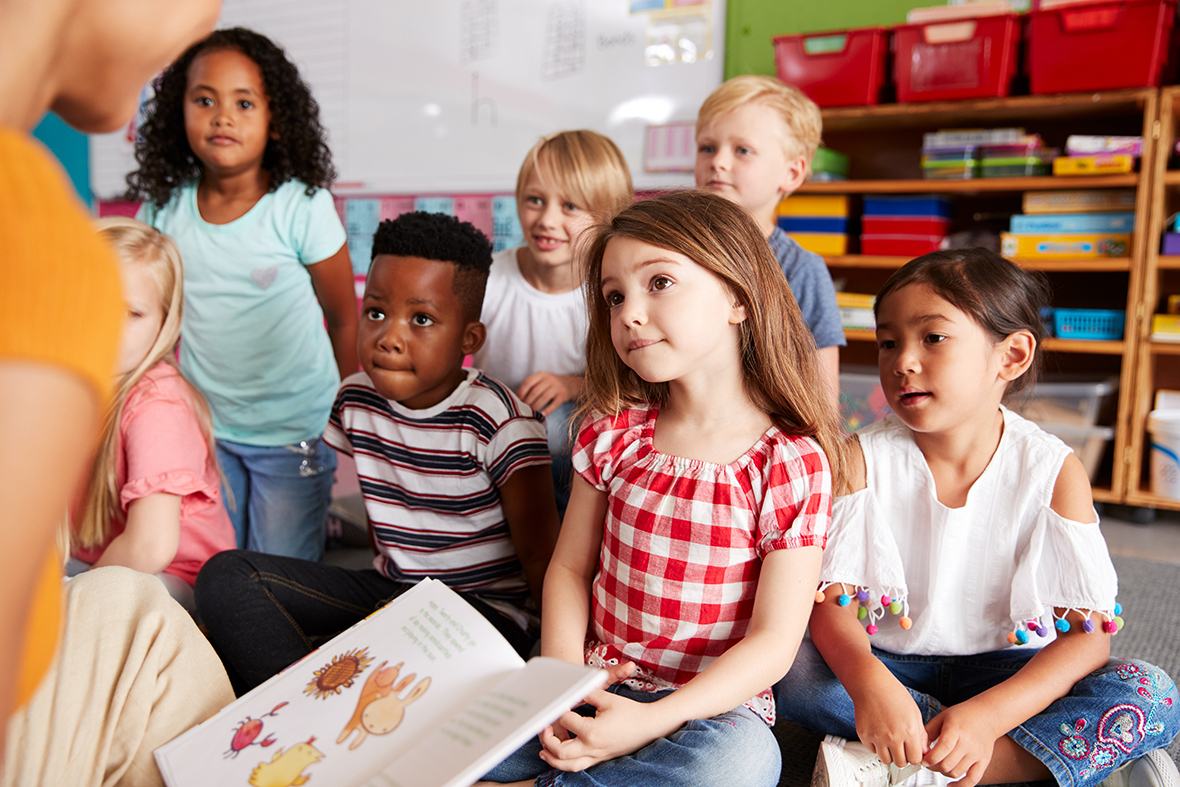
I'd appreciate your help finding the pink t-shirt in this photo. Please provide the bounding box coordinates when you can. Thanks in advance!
[72,362,235,585]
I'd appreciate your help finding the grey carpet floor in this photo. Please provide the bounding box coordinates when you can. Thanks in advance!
[775,555,1179,786]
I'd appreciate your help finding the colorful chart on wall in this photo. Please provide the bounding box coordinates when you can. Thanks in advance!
[89,0,724,199]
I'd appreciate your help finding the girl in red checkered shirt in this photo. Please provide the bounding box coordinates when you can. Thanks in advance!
[479,190,847,787]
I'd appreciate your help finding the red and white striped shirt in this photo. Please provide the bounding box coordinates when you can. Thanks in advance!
[325,368,550,627]
[574,407,831,723]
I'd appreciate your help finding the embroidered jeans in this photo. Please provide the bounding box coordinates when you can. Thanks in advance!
[775,639,1179,787]
[482,685,781,787]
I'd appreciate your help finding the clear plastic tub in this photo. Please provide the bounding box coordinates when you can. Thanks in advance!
[1011,376,1119,426]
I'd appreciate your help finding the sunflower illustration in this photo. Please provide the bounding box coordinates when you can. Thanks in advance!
[304,647,374,699]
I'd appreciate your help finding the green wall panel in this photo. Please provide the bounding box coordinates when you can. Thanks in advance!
[726,0,929,79]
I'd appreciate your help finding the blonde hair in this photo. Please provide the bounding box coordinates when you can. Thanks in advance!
[696,75,822,173]
[515,130,634,219]
[577,190,847,493]
[73,217,218,550]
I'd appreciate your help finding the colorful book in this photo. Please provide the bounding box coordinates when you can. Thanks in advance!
[154,579,606,787]
[1009,212,1135,234]
[1001,233,1130,258]
[1021,190,1137,215]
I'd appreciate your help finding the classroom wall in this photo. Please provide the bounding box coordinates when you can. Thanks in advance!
[724,0,935,79]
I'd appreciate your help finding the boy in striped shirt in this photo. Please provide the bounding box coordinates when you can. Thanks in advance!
[196,212,559,693]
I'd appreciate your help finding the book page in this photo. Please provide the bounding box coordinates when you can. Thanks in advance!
[155,579,527,787]
[367,658,607,787]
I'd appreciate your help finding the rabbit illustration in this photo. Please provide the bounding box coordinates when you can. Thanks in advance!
[337,660,431,750]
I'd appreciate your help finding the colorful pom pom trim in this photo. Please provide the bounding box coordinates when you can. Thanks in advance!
[815,583,1124,643]
[814,582,910,635]
[1008,604,1123,645]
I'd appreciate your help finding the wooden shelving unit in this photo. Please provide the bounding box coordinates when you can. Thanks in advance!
[799,175,1139,194]
[826,255,1133,272]
[1125,86,1180,510]
[815,89,1160,504]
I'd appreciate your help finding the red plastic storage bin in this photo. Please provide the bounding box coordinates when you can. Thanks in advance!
[860,235,947,255]
[892,14,1020,102]
[1028,0,1176,94]
[773,26,890,107]
[862,217,952,235]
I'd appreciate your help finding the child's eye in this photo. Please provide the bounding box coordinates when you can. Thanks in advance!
[412,314,435,327]
[525,196,543,207]
[564,202,580,213]
[365,308,384,321]
[697,144,715,154]
[925,333,947,344]
[604,291,623,308]
[651,275,673,291]
[127,309,144,319]
[193,97,213,107]
[238,99,254,110]
[877,339,897,350]
[736,145,752,155]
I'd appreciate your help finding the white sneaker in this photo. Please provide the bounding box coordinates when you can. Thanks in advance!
[1102,750,1180,787]
[813,735,924,787]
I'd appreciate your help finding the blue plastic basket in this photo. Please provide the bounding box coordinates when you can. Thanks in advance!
[1053,309,1125,341]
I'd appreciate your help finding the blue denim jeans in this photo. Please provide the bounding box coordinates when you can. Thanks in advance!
[216,436,336,561]
[775,639,1180,787]
[547,400,576,522]
[482,685,781,787]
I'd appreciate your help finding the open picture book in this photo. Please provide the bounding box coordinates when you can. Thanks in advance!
[155,578,607,787]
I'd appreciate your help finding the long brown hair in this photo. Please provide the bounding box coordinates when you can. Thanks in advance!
[74,217,219,550]
[577,190,846,492]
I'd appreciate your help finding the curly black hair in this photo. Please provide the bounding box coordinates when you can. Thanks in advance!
[125,27,336,206]
[371,212,494,322]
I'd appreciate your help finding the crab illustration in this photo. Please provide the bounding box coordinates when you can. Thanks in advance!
[225,702,289,758]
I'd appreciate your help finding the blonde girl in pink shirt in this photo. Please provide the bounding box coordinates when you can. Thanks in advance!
[69,217,235,612]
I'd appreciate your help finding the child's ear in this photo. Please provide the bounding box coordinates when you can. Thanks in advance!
[778,155,810,196]
[997,330,1036,383]
[728,296,749,326]
[462,321,487,356]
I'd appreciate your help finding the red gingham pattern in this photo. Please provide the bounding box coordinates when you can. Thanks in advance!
[573,408,831,714]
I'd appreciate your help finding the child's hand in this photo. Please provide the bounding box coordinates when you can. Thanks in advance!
[517,371,573,416]
[922,704,1001,787]
[537,660,637,749]
[538,687,675,772]
[853,677,927,767]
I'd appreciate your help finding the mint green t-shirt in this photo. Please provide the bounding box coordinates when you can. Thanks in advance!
[139,181,347,446]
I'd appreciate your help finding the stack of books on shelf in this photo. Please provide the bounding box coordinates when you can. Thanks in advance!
[777,195,849,256]
[836,292,876,331]
[1152,295,1180,343]
[1001,190,1135,259]
[1052,135,1141,177]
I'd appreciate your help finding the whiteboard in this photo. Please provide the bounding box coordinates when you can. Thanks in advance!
[90,0,725,199]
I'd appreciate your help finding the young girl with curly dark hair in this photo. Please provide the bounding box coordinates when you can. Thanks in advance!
[127,27,358,563]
